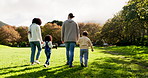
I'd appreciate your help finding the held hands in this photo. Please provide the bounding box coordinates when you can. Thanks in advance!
[91,49,94,52]
[41,42,44,44]
[61,41,64,44]
[28,31,31,34]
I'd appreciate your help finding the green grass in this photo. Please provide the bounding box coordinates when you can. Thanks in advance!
[0,45,147,78]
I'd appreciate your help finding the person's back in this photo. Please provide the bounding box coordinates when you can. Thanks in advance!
[77,31,93,67]
[45,41,50,51]
[28,18,43,65]
[43,35,53,67]
[62,19,79,42]
[28,23,42,42]
[78,36,92,49]
[61,13,80,67]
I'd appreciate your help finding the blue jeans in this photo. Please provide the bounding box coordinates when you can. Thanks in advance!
[80,49,89,66]
[30,41,42,63]
[65,42,76,66]
[45,48,51,65]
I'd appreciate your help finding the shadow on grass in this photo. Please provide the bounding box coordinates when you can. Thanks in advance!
[0,64,30,70]
[84,57,148,78]
[5,65,84,78]
[2,58,148,78]
[103,46,148,55]
[100,46,148,68]
[0,65,41,75]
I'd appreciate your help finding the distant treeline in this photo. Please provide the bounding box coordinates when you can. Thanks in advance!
[0,21,102,47]
[0,0,147,46]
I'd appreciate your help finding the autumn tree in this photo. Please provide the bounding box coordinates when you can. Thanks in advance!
[15,26,28,47]
[78,23,102,44]
[48,20,63,26]
[42,23,61,44]
[0,25,21,46]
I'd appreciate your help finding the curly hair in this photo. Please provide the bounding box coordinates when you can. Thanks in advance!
[44,35,52,42]
[83,31,88,36]
[32,18,42,25]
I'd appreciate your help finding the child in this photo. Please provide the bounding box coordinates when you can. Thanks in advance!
[77,31,94,67]
[42,35,53,67]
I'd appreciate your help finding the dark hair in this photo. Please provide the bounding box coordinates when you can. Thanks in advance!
[68,13,75,18]
[32,18,42,25]
[45,35,52,42]
[83,31,88,36]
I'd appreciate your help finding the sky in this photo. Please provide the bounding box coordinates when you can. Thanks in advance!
[0,0,129,26]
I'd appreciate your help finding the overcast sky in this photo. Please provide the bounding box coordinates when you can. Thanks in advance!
[0,0,129,26]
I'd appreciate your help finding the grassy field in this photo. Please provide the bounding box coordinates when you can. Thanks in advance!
[0,45,147,78]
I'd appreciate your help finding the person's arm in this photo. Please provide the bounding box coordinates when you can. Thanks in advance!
[48,41,53,48]
[61,22,65,42]
[88,39,94,52]
[28,26,31,40]
[90,46,94,52]
[77,38,80,45]
[42,42,45,47]
[37,25,43,43]
[75,22,80,41]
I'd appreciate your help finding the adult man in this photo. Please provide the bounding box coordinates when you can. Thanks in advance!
[61,13,80,67]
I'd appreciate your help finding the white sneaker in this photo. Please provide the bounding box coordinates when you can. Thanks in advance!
[35,60,40,64]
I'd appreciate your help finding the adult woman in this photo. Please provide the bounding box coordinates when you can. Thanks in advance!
[28,18,43,65]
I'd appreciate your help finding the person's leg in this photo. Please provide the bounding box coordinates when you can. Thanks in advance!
[69,42,76,66]
[80,49,84,67]
[46,53,51,65]
[45,49,51,65]
[84,49,89,67]
[80,49,83,63]
[30,42,36,64]
[35,41,42,61]
[44,50,48,64]
[65,43,70,65]
[44,50,48,67]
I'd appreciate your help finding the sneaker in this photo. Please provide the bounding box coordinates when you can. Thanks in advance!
[81,63,84,67]
[35,60,40,64]
[84,64,88,67]
[65,63,69,65]
[31,62,35,65]
[44,64,48,67]
[69,65,74,68]
[46,62,49,65]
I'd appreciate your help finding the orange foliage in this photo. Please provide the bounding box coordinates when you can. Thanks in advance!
[78,23,102,43]
[0,25,21,45]
[42,23,61,43]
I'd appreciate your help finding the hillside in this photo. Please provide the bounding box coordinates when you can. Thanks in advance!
[0,21,8,27]
[0,45,11,48]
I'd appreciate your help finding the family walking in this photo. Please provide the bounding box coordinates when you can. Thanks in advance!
[28,13,94,68]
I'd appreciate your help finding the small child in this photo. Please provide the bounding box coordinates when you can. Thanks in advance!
[77,31,94,67]
[42,35,53,67]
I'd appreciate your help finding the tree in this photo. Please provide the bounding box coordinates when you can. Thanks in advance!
[101,0,148,46]
[15,26,28,47]
[42,23,61,44]
[122,0,148,45]
[78,23,102,44]
[0,25,21,46]
[101,13,125,45]
[48,20,63,26]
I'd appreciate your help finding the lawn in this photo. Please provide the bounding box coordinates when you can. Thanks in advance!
[0,45,147,78]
